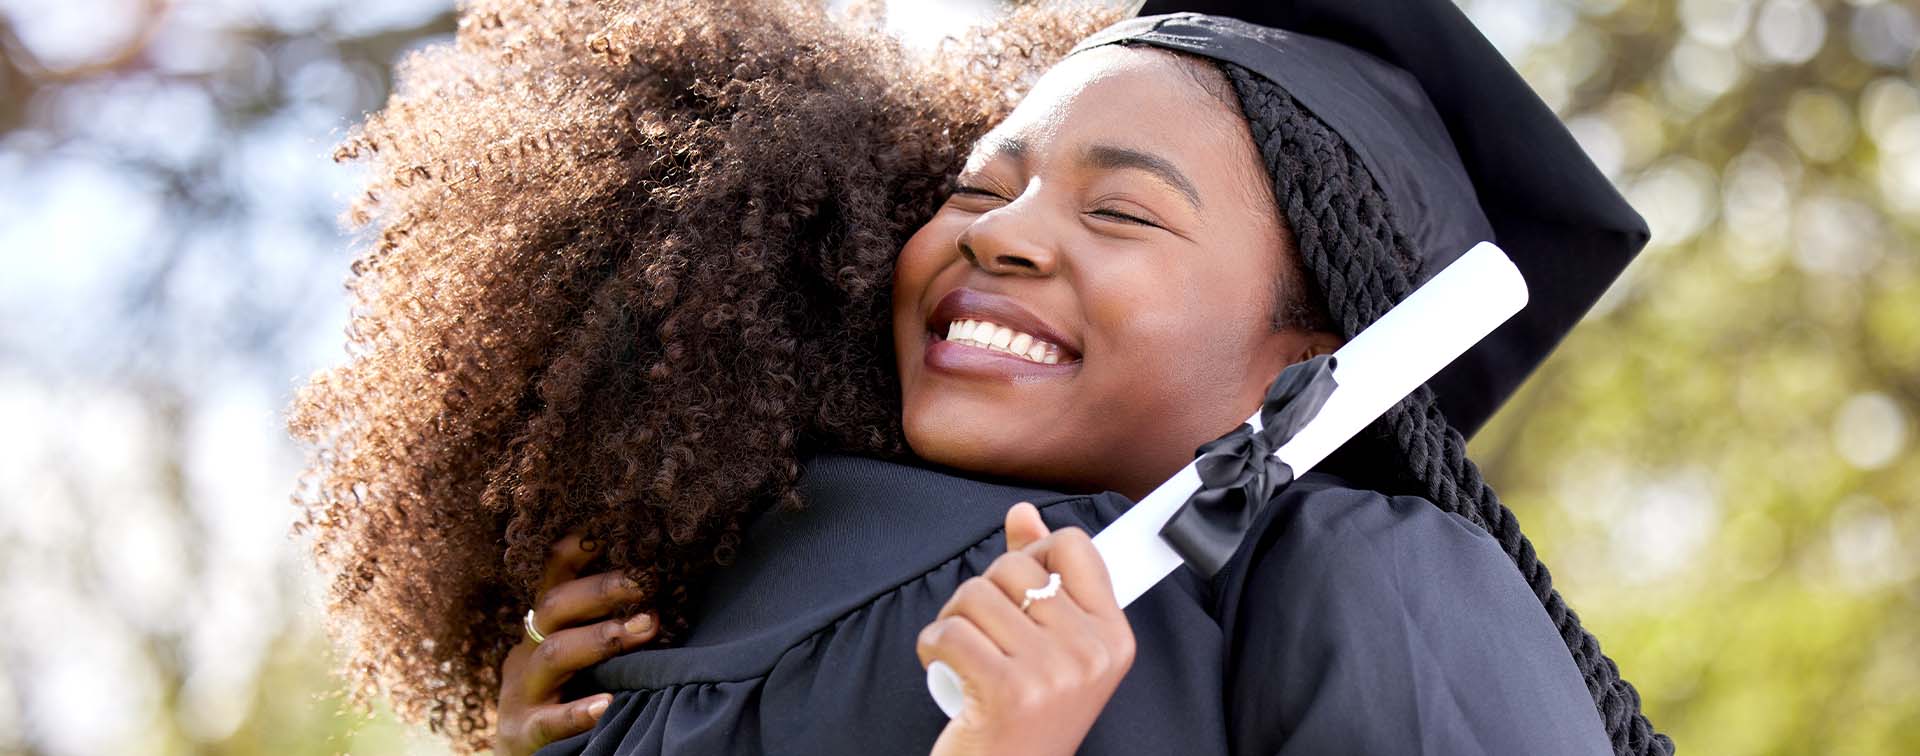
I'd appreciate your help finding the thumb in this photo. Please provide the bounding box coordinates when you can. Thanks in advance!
[1005,502,1050,552]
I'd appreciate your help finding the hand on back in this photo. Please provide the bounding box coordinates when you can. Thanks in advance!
[495,533,661,756]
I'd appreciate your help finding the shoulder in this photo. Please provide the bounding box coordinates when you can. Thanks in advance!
[585,454,1119,688]
[1218,471,1550,652]
[1214,473,1611,755]
[1232,472,1517,600]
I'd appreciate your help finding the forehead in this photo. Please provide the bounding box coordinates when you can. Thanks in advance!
[974,46,1247,167]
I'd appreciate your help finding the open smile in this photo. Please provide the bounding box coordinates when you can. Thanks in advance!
[941,319,1066,364]
[922,288,1082,378]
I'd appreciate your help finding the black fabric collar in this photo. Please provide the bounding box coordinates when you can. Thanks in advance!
[585,455,1112,690]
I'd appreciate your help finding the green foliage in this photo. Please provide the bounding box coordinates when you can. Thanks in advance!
[1472,2,1920,752]
[0,0,1911,754]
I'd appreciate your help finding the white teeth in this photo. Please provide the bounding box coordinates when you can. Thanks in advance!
[940,318,1069,365]
[989,326,1013,349]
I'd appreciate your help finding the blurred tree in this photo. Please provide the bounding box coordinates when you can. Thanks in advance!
[1465,0,1920,753]
[0,1,1912,754]
[0,1,456,754]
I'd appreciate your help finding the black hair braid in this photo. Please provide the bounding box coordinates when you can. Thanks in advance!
[1220,63,1675,756]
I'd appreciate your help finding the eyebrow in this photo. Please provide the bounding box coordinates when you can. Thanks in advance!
[1083,144,1202,211]
[974,135,1028,165]
[970,137,1203,211]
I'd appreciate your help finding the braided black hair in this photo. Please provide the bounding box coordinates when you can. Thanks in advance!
[1218,62,1675,755]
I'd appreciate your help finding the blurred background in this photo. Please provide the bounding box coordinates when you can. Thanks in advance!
[0,0,1913,753]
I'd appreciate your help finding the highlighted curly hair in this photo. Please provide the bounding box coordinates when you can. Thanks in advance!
[287,0,1115,750]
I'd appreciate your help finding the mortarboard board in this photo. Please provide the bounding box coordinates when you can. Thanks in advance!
[1081,1,1650,438]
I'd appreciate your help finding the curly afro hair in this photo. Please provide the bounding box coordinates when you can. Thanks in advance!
[287,0,1117,751]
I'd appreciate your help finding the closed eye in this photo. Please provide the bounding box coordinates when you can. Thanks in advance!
[1091,208,1158,228]
[944,175,1008,201]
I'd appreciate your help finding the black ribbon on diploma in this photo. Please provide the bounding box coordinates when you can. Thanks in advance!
[1159,355,1339,578]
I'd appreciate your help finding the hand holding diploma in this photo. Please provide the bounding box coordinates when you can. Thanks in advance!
[916,504,1136,756]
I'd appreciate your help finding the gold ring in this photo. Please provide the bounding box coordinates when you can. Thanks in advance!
[523,608,547,645]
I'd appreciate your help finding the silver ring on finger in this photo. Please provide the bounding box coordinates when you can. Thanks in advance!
[524,608,547,645]
[1018,572,1063,613]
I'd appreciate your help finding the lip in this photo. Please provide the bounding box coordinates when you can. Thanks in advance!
[927,288,1083,359]
[921,288,1082,380]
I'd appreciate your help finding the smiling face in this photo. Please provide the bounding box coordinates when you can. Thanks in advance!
[892,46,1342,499]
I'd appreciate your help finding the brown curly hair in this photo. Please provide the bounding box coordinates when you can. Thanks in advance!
[287,0,1116,751]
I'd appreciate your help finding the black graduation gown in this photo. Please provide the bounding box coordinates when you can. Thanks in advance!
[537,454,1609,755]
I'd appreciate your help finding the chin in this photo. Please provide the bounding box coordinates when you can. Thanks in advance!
[901,405,999,471]
[901,404,1060,488]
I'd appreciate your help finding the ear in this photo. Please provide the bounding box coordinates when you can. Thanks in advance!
[1294,329,1343,362]
[1246,328,1346,401]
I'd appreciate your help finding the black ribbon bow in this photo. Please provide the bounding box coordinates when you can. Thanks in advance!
[1159,354,1339,578]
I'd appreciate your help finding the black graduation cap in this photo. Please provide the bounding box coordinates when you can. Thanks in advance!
[1077,1,1650,438]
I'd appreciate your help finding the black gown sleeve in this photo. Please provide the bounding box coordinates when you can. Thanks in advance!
[1213,476,1611,755]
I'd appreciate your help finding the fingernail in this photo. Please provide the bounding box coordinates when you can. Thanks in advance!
[625,614,654,635]
[622,576,642,591]
[586,698,609,717]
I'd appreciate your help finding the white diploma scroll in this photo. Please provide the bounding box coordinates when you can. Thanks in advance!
[927,241,1530,719]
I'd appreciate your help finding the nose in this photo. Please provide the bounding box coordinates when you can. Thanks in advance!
[955,197,1060,278]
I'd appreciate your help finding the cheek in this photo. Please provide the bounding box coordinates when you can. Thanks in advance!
[1081,262,1276,416]
[891,219,957,335]
[1086,264,1263,370]
[893,213,968,298]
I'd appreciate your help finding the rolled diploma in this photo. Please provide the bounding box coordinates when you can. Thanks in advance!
[928,241,1529,718]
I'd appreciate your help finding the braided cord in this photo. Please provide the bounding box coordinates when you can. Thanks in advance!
[1221,63,1674,756]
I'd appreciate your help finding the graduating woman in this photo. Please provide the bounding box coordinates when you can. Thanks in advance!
[290,1,1672,754]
